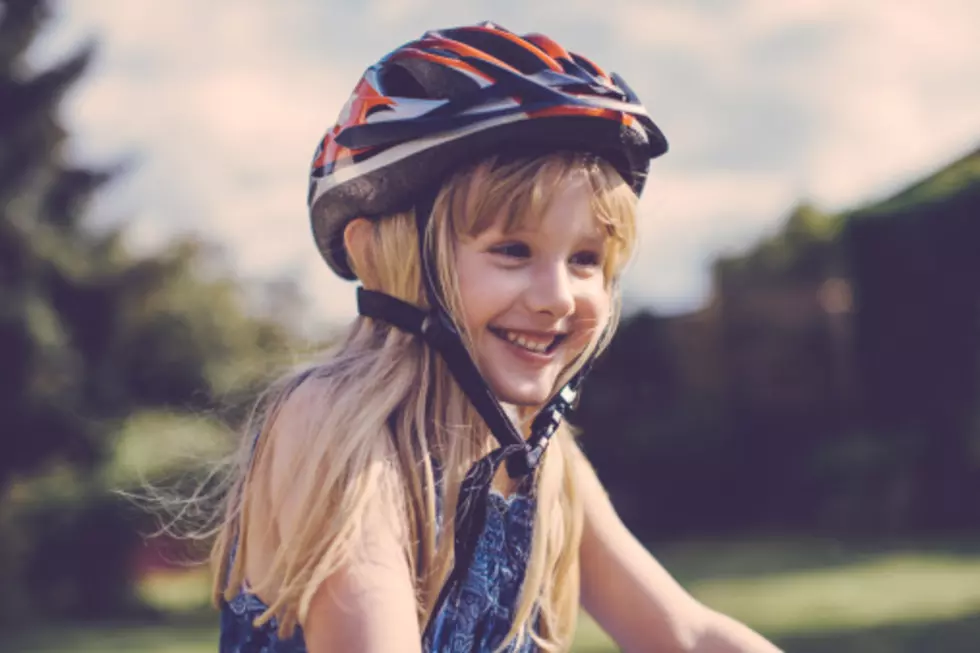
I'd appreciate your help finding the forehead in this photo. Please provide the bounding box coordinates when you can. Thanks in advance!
[456,161,603,233]
[444,152,636,269]
[494,173,600,236]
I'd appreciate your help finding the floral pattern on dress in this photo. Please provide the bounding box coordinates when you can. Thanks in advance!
[219,489,538,652]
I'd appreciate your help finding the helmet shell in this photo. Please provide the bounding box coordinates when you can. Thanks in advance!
[308,22,669,280]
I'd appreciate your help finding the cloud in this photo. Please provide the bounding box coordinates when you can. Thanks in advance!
[587,0,980,208]
[624,167,798,310]
[31,0,980,325]
[37,0,365,323]
[554,0,980,312]
[788,1,980,205]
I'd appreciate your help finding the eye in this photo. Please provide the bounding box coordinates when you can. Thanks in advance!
[570,249,602,268]
[490,241,531,259]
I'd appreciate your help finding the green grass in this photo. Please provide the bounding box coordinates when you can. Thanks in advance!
[104,411,232,488]
[6,538,980,652]
[653,538,980,635]
[2,624,217,653]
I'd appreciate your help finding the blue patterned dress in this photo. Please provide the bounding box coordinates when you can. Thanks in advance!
[219,483,539,652]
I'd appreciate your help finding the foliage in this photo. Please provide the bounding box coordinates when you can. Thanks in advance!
[0,0,298,623]
[842,148,980,532]
[850,145,980,217]
[578,145,980,539]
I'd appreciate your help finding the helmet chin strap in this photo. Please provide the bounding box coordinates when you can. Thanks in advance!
[356,287,590,477]
[354,188,591,478]
[354,190,595,644]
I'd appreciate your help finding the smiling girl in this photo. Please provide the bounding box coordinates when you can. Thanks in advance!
[212,22,781,653]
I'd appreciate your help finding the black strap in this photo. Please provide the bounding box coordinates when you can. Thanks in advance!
[357,287,588,477]
[358,288,528,459]
[357,286,428,334]
[413,188,445,316]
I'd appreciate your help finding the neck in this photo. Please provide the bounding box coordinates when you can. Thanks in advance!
[501,403,533,440]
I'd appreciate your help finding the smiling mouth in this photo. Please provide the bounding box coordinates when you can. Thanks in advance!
[488,326,568,355]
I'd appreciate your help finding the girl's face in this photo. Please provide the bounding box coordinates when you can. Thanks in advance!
[455,173,612,407]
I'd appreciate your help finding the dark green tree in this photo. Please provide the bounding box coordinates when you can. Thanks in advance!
[844,146,980,532]
[0,0,112,489]
[0,0,296,622]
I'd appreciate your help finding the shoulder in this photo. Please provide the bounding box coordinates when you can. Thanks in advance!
[257,368,398,499]
[241,367,411,576]
[256,374,421,651]
[300,511,422,652]
[260,368,406,523]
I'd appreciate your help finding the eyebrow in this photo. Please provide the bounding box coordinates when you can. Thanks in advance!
[498,219,606,238]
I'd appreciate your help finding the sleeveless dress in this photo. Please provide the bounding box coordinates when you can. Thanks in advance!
[219,486,539,652]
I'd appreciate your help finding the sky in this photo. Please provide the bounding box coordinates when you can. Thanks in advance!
[27,0,980,327]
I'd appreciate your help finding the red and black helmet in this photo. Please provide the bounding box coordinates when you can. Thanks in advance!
[308,21,669,279]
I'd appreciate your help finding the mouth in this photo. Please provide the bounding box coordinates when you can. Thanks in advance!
[488,326,569,356]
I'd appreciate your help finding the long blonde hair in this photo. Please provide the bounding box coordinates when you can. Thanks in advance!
[211,151,637,651]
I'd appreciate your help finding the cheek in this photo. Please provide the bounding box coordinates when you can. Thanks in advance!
[455,249,508,333]
[573,283,613,341]
[455,256,484,331]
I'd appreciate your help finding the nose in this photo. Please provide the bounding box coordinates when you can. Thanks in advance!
[526,261,575,319]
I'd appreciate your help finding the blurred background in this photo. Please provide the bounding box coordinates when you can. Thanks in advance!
[2,0,979,651]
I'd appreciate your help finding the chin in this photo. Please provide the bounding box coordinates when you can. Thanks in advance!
[492,382,556,408]
[499,395,547,409]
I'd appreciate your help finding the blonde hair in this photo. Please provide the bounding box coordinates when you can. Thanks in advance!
[211,151,637,651]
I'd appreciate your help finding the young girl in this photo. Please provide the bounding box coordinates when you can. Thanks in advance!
[212,22,781,653]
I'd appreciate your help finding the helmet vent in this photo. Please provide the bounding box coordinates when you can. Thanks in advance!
[380,57,480,100]
[440,27,550,75]
[379,62,428,98]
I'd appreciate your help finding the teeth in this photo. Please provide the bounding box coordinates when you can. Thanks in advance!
[503,330,553,353]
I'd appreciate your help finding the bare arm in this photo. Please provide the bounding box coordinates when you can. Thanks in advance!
[264,382,423,653]
[574,445,781,653]
[300,511,422,653]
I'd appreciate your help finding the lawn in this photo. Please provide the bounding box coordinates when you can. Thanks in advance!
[5,538,980,652]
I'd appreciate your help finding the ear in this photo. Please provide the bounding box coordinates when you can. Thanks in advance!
[343,217,374,280]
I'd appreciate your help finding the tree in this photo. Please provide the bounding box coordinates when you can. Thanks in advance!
[0,0,109,489]
[844,147,980,531]
[0,0,297,621]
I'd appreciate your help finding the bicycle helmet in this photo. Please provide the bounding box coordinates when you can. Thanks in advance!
[308,21,668,280]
